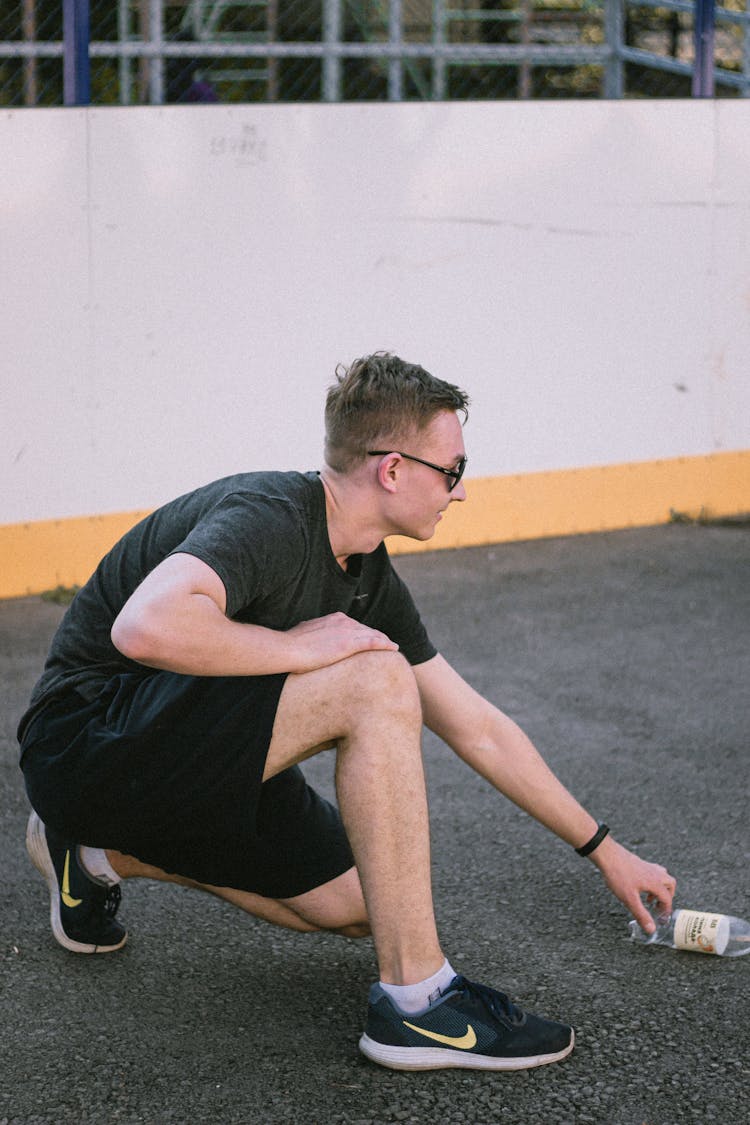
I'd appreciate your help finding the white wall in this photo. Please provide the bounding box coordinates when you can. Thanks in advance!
[1,101,748,525]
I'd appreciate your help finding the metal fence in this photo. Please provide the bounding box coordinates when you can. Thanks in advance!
[1,0,748,107]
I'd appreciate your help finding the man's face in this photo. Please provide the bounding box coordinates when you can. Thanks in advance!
[388,410,467,541]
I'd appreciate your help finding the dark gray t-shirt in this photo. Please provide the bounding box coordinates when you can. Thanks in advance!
[19,471,436,738]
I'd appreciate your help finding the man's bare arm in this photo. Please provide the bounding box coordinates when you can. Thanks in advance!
[110,553,398,676]
[414,654,676,933]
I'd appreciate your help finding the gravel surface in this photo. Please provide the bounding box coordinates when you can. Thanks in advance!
[1,523,748,1124]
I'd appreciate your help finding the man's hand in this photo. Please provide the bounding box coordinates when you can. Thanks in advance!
[590,835,677,933]
[285,612,399,673]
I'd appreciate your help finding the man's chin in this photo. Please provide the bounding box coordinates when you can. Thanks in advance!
[391,521,440,543]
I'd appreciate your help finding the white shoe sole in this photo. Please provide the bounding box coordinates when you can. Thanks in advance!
[26,810,127,955]
[358,1029,574,1071]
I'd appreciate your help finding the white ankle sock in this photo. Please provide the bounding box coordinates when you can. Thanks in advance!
[78,846,121,886]
[379,959,456,1014]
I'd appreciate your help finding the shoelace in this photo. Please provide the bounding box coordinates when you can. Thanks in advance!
[82,882,122,940]
[103,884,122,918]
[451,975,524,1025]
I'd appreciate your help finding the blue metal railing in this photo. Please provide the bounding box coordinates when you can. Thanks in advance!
[50,0,750,105]
[63,0,90,105]
[694,0,717,93]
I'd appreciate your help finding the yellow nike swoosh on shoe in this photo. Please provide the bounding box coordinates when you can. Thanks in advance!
[61,850,83,908]
[402,1020,478,1050]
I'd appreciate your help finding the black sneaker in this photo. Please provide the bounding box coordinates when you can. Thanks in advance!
[359,974,574,1071]
[26,811,127,954]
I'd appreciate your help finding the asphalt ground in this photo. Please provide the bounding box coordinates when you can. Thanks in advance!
[0,522,748,1125]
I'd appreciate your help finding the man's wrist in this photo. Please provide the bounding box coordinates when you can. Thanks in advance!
[575,822,610,858]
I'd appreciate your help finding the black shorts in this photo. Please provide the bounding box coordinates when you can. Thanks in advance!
[19,672,354,899]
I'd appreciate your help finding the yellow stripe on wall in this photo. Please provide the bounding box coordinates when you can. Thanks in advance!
[387,449,750,555]
[1,450,748,599]
[0,511,151,601]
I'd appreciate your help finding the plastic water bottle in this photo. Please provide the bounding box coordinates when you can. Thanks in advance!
[629,908,750,957]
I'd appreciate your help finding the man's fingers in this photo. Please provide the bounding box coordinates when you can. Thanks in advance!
[649,870,677,914]
[288,613,399,667]
[631,898,658,933]
[631,878,676,934]
[653,882,675,918]
[363,632,399,651]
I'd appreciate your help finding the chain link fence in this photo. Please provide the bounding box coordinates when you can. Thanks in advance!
[622,0,749,95]
[1,1,748,106]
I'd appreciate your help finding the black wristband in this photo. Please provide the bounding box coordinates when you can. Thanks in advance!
[575,822,610,857]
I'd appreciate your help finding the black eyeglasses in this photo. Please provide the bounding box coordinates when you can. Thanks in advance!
[368,450,467,492]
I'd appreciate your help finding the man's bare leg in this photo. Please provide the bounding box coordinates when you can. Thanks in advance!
[108,851,369,937]
[262,649,444,985]
[108,648,443,980]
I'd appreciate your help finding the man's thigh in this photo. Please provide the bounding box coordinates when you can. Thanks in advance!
[264,649,417,782]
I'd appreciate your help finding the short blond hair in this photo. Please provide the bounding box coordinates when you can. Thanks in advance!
[324,352,469,473]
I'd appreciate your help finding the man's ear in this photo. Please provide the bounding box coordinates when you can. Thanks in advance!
[374,452,401,494]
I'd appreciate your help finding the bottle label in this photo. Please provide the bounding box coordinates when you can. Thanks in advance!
[673,910,729,955]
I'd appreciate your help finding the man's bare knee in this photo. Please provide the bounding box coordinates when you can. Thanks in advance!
[265,649,421,781]
[336,650,421,725]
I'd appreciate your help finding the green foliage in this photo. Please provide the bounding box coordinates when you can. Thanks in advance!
[41,586,80,606]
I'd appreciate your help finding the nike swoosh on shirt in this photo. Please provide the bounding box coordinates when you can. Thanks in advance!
[402,1020,478,1050]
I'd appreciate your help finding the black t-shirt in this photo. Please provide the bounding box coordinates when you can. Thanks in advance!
[19,472,436,739]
